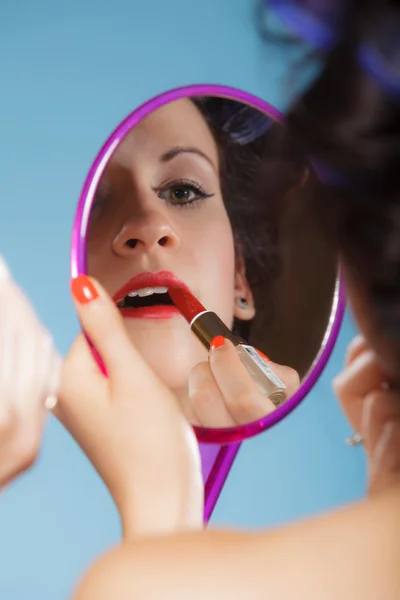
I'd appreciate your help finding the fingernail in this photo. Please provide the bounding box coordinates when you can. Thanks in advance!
[210,336,225,351]
[71,275,99,305]
[0,256,10,282]
[256,349,271,363]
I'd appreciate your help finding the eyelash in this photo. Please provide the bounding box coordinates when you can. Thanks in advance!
[91,179,214,219]
[157,179,214,208]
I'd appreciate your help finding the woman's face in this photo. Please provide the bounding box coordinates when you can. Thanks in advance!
[87,98,253,395]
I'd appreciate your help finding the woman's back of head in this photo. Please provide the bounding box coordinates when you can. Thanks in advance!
[263,0,400,377]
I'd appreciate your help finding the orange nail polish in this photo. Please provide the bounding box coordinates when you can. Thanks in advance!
[210,336,225,351]
[256,349,271,362]
[71,275,99,305]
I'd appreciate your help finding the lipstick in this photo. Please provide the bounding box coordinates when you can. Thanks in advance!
[168,287,287,407]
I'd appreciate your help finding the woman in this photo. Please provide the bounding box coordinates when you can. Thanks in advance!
[86,95,300,427]
[66,0,399,597]
[1,259,398,597]
[1,1,399,598]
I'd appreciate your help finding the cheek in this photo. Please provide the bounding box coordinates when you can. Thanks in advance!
[188,212,235,317]
[85,227,116,293]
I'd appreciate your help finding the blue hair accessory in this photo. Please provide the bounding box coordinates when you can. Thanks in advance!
[221,104,272,145]
[358,14,400,99]
[267,1,399,98]
[200,97,273,145]
[267,0,345,51]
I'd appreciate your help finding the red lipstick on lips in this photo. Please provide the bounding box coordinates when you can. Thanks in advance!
[113,271,188,320]
[168,287,288,407]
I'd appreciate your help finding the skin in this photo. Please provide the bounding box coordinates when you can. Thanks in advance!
[0,257,60,489]
[86,98,247,395]
[86,97,299,425]
[2,100,396,600]
[69,267,400,600]
[0,262,398,598]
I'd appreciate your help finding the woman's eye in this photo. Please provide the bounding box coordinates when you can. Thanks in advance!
[171,186,196,203]
[158,181,213,206]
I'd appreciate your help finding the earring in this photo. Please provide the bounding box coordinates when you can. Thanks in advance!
[237,297,248,309]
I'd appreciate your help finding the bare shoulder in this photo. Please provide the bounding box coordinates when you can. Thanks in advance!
[73,486,400,600]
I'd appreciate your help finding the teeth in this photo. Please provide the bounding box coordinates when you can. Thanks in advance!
[138,287,154,297]
[126,286,169,298]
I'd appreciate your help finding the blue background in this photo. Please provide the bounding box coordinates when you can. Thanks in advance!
[0,1,364,597]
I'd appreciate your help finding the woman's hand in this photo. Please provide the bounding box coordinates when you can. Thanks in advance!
[0,257,60,489]
[185,338,300,428]
[56,275,203,539]
[334,334,400,496]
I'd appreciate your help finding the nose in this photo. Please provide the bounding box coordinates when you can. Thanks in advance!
[112,209,180,257]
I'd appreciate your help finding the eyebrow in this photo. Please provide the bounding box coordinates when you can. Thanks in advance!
[160,146,217,173]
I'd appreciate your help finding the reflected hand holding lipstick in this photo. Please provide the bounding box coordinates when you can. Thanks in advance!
[168,287,287,409]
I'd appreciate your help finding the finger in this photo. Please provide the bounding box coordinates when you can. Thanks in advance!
[12,309,44,418]
[268,362,300,398]
[358,388,400,490]
[344,334,368,367]
[0,258,59,414]
[0,297,43,485]
[70,275,152,393]
[0,291,17,428]
[55,334,107,430]
[66,277,183,429]
[175,383,202,427]
[179,402,201,427]
[44,349,62,412]
[210,339,276,425]
[368,422,400,496]
[188,361,236,428]
[70,275,184,418]
[333,350,386,433]
[363,389,400,453]
[30,328,59,415]
[6,278,56,418]
[257,350,300,399]
[0,268,53,414]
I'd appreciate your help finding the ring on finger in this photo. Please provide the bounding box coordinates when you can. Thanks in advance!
[44,394,58,411]
[346,432,365,446]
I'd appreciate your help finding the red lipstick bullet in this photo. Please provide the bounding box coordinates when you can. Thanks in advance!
[168,287,287,407]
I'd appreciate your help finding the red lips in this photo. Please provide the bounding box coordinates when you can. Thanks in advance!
[113,271,190,320]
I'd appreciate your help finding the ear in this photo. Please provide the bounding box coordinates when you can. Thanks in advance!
[233,254,255,321]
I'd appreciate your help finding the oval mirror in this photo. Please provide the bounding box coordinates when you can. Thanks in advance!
[71,85,345,444]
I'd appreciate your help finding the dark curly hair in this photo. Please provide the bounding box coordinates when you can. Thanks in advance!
[192,97,307,339]
[260,0,400,370]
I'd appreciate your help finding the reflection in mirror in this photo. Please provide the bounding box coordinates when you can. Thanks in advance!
[85,94,339,431]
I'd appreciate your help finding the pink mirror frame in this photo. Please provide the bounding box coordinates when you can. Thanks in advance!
[70,84,345,521]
